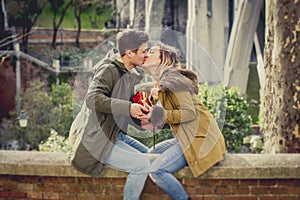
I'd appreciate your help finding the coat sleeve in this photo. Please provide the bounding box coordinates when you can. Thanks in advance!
[160,90,197,125]
[85,65,131,116]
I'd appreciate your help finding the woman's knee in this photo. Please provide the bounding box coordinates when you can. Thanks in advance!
[149,160,164,176]
[149,167,165,182]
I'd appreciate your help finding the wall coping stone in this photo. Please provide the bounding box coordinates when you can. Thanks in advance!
[0,150,300,179]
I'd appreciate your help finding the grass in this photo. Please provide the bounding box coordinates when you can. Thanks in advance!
[35,3,111,30]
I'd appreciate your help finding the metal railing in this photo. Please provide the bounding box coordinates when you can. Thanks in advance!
[1,50,91,73]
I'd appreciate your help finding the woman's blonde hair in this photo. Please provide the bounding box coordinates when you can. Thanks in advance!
[154,41,181,78]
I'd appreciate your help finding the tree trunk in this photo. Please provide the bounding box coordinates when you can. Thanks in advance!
[75,8,81,48]
[263,0,300,153]
[75,18,81,48]
[50,0,74,49]
[52,27,58,49]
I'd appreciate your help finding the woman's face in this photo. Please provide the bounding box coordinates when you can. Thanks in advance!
[142,45,161,71]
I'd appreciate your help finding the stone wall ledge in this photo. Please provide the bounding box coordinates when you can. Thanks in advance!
[0,150,300,179]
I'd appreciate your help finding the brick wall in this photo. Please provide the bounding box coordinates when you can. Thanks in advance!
[1,175,299,200]
[0,151,300,200]
[26,28,119,44]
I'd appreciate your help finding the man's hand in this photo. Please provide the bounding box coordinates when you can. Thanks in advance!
[130,103,149,119]
[139,106,152,121]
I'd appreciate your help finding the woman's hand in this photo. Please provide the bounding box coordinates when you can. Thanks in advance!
[150,87,159,99]
[140,119,154,130]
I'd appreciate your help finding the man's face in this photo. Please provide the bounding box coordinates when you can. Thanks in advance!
[131,43,148,66]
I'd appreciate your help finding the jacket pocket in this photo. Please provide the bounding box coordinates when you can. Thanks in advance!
[98,114,107,126]
[86,113,107,136]
[195,135,206,138]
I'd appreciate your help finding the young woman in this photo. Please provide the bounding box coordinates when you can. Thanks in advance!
[141,42,226,200]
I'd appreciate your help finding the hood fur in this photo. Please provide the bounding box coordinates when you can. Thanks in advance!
[92,48,125,74]
[159,68,199,94]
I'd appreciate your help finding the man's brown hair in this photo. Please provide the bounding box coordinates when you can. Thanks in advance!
[116,30,149,56]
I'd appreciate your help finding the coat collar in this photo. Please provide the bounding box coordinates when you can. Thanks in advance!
[159,68,199,94]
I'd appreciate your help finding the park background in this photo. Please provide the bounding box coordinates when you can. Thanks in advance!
[0,0,266,153]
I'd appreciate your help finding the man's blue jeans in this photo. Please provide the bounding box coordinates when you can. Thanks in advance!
[103,132,150,200]
[149,138,189,200]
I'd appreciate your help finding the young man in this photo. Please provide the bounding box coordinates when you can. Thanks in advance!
[68,29,150,200]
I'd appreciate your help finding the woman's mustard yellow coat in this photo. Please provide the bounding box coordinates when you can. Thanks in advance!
[155,68,226,177]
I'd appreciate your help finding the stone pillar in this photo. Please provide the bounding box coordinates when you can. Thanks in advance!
[117,0,130,28]
[145,0,166,29]
[223,0,263,94]
[14,42,21,111]
[129,0,134,27]
[186,0,229,84]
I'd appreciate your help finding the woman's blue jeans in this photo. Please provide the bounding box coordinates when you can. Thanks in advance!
[148,138,189,200]
[103,132,150,200]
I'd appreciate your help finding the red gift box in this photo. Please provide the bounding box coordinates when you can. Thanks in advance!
[132,91,151,113]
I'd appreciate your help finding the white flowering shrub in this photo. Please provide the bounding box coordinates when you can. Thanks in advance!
[39,129,70,153]
[243,135,264,153]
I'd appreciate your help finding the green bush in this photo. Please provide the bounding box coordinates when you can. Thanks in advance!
[129,126,173,148]
[0,80,81,150]
[198,83,254,153]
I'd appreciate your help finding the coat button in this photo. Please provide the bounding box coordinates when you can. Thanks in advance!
[190,160,195,166]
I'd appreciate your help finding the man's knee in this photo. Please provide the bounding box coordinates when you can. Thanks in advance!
[130,155,151,174]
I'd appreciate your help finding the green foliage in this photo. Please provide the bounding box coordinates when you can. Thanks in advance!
[198,83,254,153]
[88,0,113,29]
[36,1,112,29]
[129,126,173,148]
[50,82,81,137]
[47,73,69,87]
[6,0,48,51]
[21,81,54,149]
[246,65,261,123]
[0,80,80,150]
[6,0,48,28]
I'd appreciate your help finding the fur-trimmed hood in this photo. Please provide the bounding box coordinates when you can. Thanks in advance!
[159,68,199,94]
